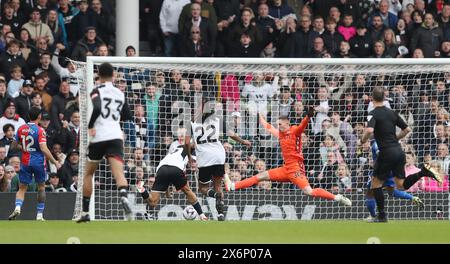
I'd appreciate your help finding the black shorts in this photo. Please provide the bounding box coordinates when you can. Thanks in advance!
[198,164,225,184]
[88,139,124,162]
[153,165,187,192]
[373,146,406,181]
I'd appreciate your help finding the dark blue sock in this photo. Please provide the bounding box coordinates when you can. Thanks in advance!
[393,189,413,200]
[365,198,376,217]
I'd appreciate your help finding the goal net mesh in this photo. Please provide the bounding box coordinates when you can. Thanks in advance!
[73,59,450,221]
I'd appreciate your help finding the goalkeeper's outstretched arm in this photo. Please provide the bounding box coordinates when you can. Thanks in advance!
[293,107,314,136]
[258,113,279,138]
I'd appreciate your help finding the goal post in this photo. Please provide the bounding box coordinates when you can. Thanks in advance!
[73,57,450,221]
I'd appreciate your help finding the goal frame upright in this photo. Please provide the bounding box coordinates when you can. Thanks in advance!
[77,56,450,221]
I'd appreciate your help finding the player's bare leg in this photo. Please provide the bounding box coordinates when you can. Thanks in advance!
[370,176,387,222]
[198,180,223,221]
[109,156,133,221]
[224,171,269,191]
[76,160,98,223]
[212,176,225,221]
[36,183,46,221]
[180,185,208,220]
[9,183,28,220]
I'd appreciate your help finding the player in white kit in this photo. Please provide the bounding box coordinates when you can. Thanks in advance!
[135,145,208,220]
[77,62,133,223]
[185,102,249,221]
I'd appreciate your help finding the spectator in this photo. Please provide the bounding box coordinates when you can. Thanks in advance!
[440,40,450,57]
[179,1,217,52]
[410,13,444,58]
[256,3,276,40]
[58,148,79,190]
[14,79,33,122]
[306,0,340,20]
[435,143,450,175]
[50,80,75,132]
[126,45,136,57]
[328,6,341,23]
[257,180,272,190]
[95,43,109,56]
[45,173,66,192]
[312,86,330,135]
[179,0,218,33]
[213,0,240,56]
[48,142,66,174]
[333,163,352,193]
[160,0,191,57]
[382,28,400,57]
[1,3,21,36]
[0,165,8,192]
[368,0,398,29]
[10,155,38,192]
[34,52,59,93]
[51,48,83,97]
[7,65,24,98]
[228,7,262,52]
[0,100,25,139]
[296,15,320,57]
[143,82,160,149]
[0,146,6,166]
[34,74,52,112]
[269,0,294,19]
[242,71,276,134]
[314,150,339,190]
[22,7,54,45]
[350,22,372,58]
[71,27,104,62]
[412,47,425,57]
[60,110,80,154]
[322,17,344,56]
[4,165,16,192]
[0,40,30,82]
[278,86,294,117]
[46,9,67,48]
[371,40,391,57]
[229,170,242,183]
[90,0,114,46]
[312,15,325,35]
[337,13,356,41]
[438,3,450,39]
[0,123,15,155]
[369,14,387,44]
[141,0,163,55]
[309,35,331,57]
[180,25,213,57]
[275,15,298,57]
[70,0,97,47]
[335,40,356,57]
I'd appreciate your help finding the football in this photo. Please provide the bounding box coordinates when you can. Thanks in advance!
[182,206,198,220]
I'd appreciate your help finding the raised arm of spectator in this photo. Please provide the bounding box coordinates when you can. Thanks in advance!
[331,73,353,101]
[51,49,69,78]
[259,113,279,138]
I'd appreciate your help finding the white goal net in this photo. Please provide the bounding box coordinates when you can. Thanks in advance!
[73,57,450,221]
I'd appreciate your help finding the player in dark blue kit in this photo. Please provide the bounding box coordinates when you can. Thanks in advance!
[8,107,62,221]
[365,140,424,222]
[361,87,442,222]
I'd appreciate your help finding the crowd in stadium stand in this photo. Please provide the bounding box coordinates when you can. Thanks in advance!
[1,0,450,195]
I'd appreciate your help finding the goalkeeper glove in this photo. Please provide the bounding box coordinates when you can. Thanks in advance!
[307,106,315,118]
[136,181,150,200]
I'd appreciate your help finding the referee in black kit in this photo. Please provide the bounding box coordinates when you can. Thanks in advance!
[361,87,442,222]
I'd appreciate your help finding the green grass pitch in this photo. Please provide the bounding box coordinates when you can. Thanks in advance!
[1,220,450,244]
